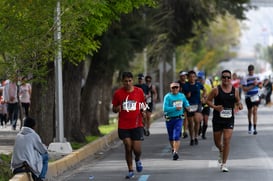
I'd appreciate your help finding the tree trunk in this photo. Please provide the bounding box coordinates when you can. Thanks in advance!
[30,64,55,146]
[63,61,86,142]
[80,55,114,136]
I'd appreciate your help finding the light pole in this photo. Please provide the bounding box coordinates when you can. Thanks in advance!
[48,0,72,154]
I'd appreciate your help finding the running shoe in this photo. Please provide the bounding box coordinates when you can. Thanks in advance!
[190,139,194,146]
[146,129,150,136]
[144,128,150,136]
[221,164,229,172]
[183,132,188,139]
[194,138,198,145]
[135,160,143,172]
[173,152,179,160]
[248,125,252,134]
[125,171,135,179]
[253,130,258,135]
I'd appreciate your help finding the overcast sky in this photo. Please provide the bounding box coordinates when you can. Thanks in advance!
[239,6,273,56]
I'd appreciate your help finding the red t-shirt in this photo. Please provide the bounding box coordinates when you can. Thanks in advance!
[112,86,145,129]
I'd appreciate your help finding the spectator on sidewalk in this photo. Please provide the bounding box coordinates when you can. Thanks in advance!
[19,76,32,118]
[11,117,48,181]
[112,72,146,179]
[3,78,19,130]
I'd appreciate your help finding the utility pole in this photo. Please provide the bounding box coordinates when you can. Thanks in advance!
[48,0,72,154]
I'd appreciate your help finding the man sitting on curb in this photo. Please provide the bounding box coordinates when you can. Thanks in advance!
[11,117,48,181]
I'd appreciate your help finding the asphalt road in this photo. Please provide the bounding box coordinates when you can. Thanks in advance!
[54,104,273,181]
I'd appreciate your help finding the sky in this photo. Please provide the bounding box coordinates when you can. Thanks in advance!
[238,6,273,57]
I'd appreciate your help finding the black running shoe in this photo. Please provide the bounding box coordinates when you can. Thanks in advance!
[190,139,194,146]
[194,138,198,145]
[173,152,179,160]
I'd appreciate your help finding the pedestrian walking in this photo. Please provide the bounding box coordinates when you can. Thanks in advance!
[112,72,146,179]
[241,64,262,135]
[163,82,190,160]
[206,69,243,172]
[3,78,19,130]
[19,76,32,118]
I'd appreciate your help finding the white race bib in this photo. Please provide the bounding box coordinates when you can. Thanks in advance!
[122,100,137,111]
[173,100,182,107]
[189,105,198,112]
[220,108,232,118]
[250,94,259,102]
[146,97,152,103]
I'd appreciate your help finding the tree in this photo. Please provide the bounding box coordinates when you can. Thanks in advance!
[145,0,251,93]
[176,14,242,75]
[0,0,156,143]
[81,10,153,136]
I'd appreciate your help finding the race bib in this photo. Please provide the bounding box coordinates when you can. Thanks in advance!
[122,100,137,111]
[146,97,152,103]
[250,94,259,102]
[220,108,232,118]
[189,105,198,112]
[173,100,182,108]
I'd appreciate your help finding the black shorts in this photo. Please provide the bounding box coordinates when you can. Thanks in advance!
[187,104,202,117]
[202,106,210,116]
[245,97,260,109]
[212,121,234,132]
[118,127,144,141]
[146,102,153,112]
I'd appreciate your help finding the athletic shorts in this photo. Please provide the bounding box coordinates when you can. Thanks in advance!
[202,106,210,116]
[165,118,183,141]
[187,104,202,117]
[146,102,153,112]
[118,127,144,141]
[212,121,234,132]
[245,97,260,110]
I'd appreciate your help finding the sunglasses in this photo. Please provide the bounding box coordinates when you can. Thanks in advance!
[222,76,231,79]
[171,86,179,89]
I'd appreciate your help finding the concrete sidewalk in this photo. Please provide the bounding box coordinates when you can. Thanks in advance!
[8,103,163,181]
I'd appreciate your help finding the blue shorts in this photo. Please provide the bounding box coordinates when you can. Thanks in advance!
[165,118,183,141]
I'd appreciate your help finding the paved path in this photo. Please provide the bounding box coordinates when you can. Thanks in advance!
[53,103,273,181]
[0,121,20,154]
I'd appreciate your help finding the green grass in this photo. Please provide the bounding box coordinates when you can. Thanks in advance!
[0,154,13,181]
[70,120,117,150]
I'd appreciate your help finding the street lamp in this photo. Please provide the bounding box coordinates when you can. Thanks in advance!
[48,0,72,154]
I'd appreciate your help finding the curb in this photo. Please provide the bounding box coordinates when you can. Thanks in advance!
[9,109,163,181]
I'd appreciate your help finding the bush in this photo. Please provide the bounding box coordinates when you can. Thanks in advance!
[0,154,13,181]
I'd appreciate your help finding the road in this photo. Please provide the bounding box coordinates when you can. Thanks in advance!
[54,104,273,181]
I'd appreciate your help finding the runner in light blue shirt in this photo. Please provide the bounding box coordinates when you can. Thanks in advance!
[163,82,190,160]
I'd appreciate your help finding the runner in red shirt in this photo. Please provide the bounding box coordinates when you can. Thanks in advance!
[112,72,146,179]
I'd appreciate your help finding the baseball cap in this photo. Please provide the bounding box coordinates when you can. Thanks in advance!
[170,82,179,88]
[179,71,188,76]
[137,73,144,79]
[197,71,205,79]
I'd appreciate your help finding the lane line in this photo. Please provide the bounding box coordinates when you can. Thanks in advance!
[138,175,150,181]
